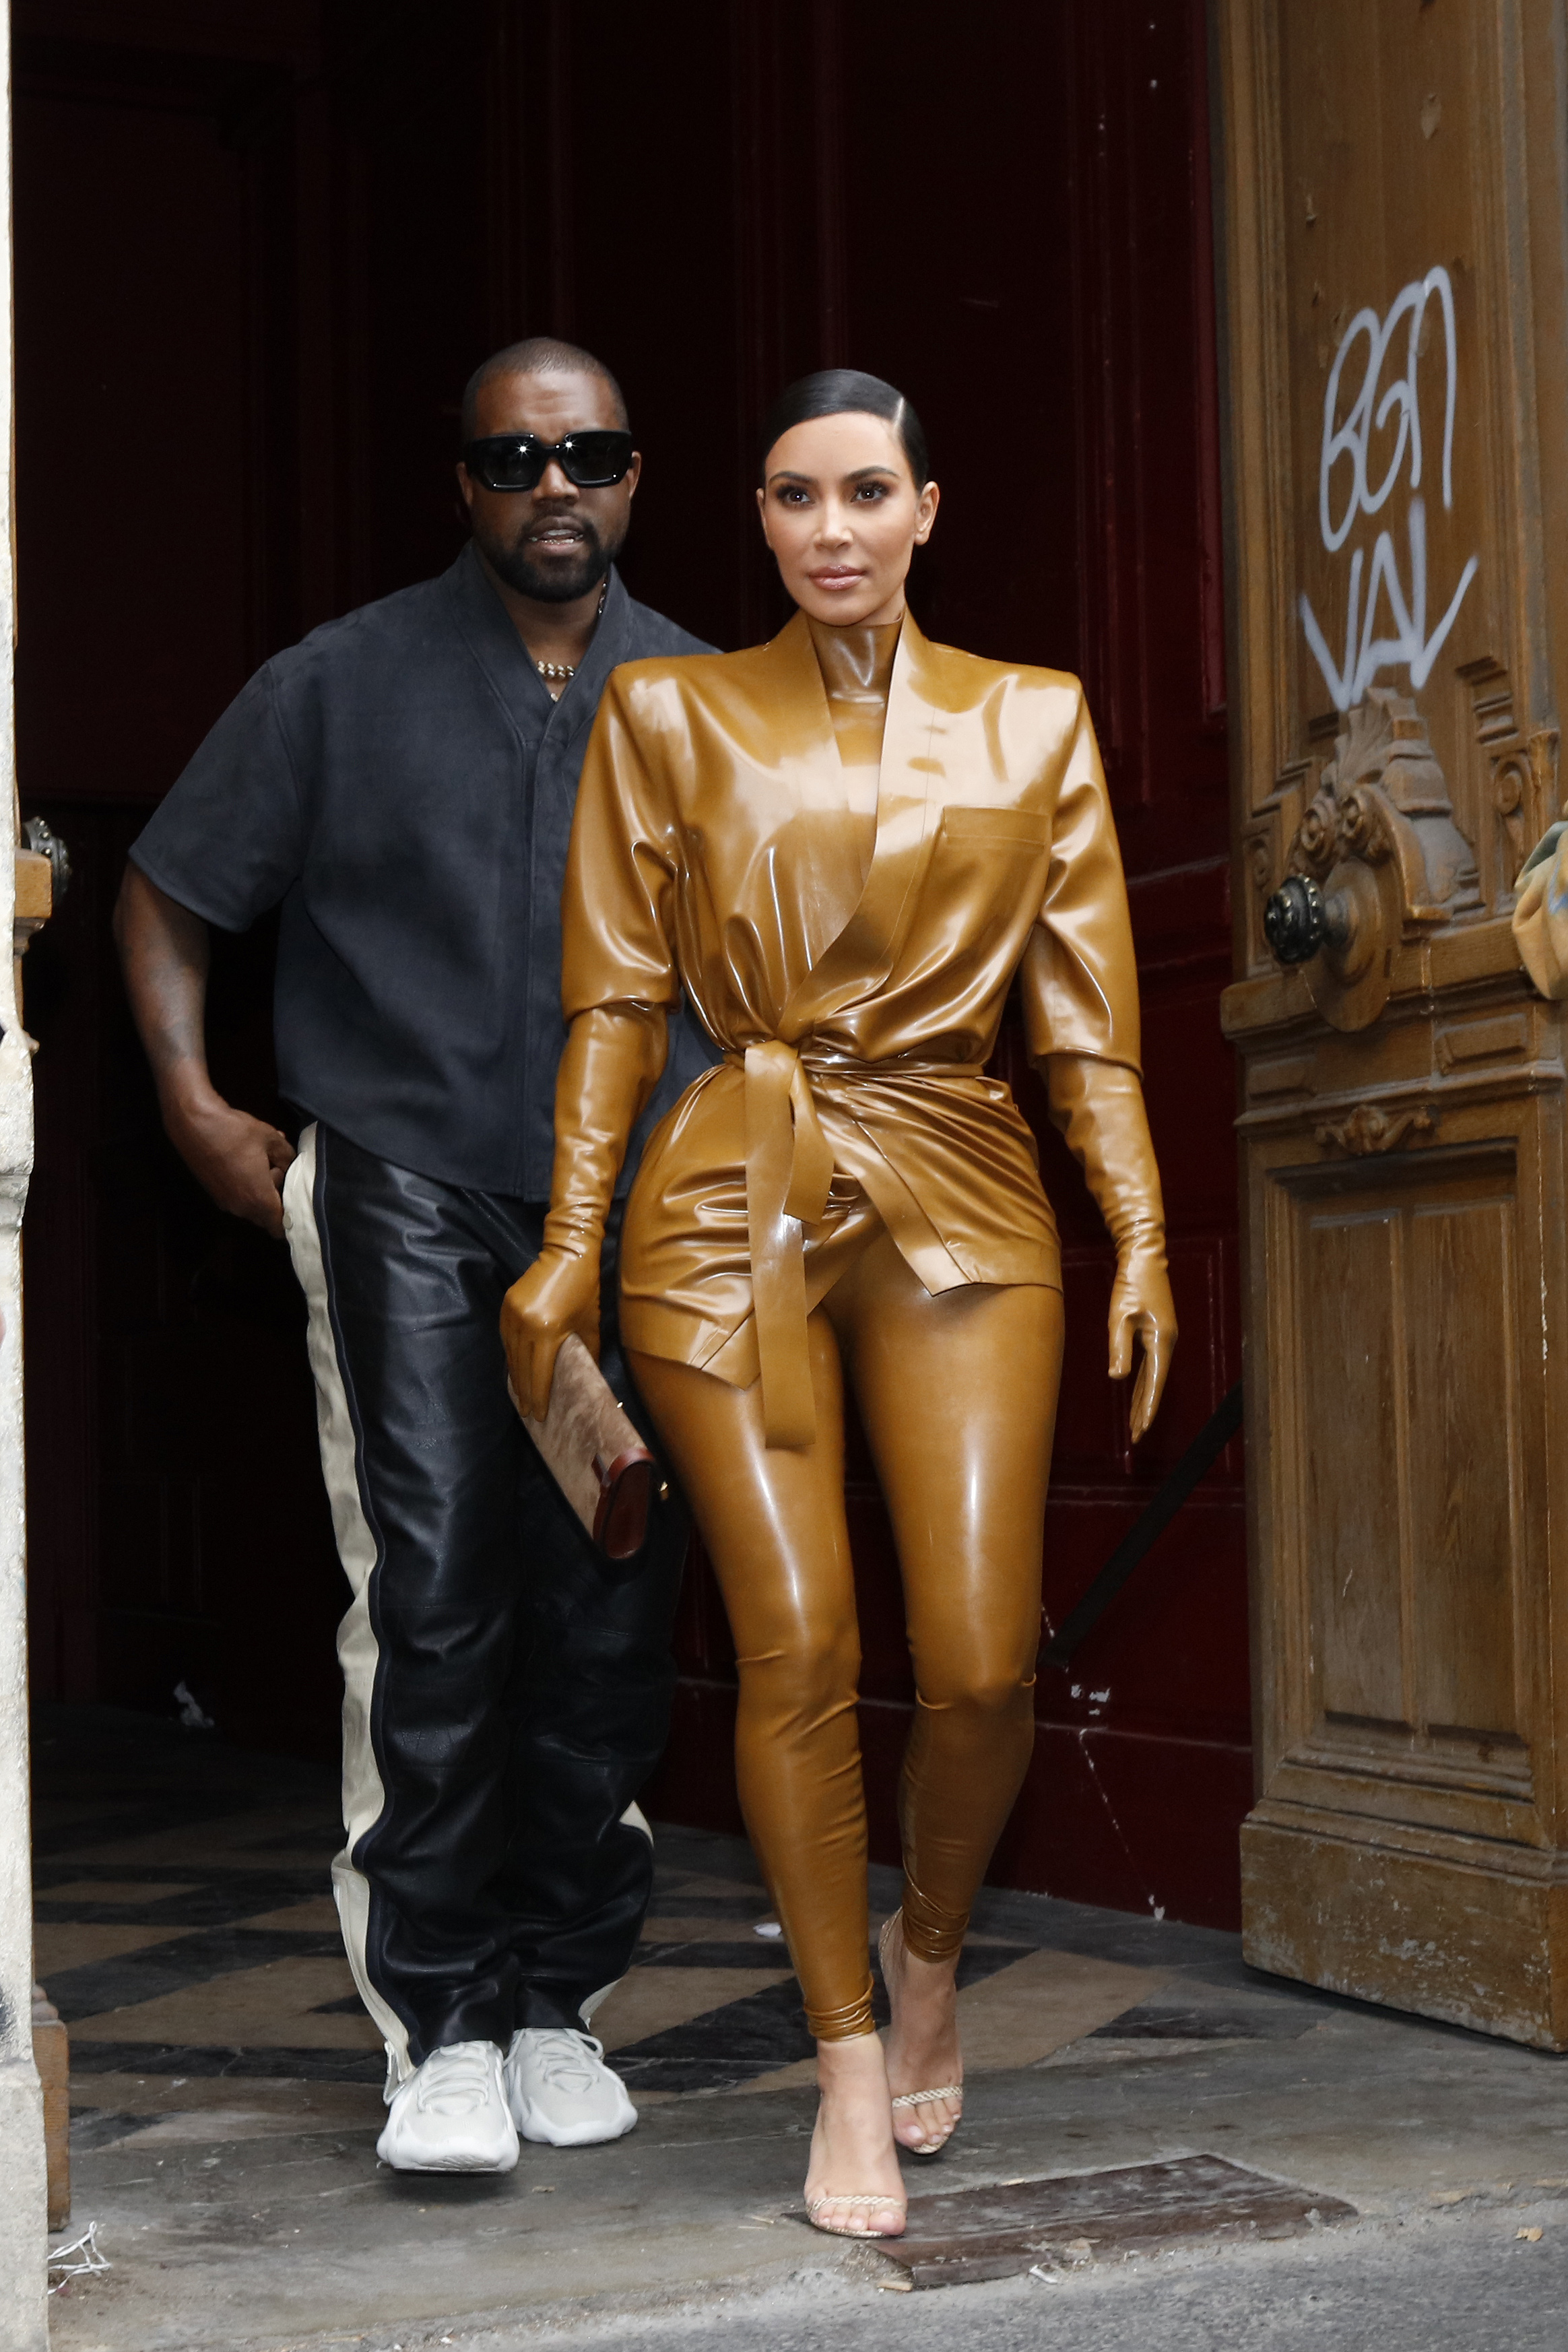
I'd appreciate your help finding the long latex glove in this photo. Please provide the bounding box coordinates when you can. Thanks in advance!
[500,1004,667,1420]
[1044,1051,1177,1442]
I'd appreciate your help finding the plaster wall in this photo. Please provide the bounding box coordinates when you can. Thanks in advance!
[0,0,51,2331]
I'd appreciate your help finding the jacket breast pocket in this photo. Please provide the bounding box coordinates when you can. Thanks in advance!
[937,804,1053,853]
[923,805,1053,950]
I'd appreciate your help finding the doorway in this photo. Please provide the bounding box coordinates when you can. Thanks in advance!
[16,0,1243,1975]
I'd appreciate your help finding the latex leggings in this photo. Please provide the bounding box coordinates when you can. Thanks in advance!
[631,1226,1063,2039]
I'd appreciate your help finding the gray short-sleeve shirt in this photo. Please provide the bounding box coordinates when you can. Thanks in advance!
[131,546,719,1198]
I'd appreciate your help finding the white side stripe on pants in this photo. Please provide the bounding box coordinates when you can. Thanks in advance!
[282,1124,412,2098]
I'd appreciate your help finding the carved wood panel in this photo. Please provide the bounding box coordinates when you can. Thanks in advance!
[1291,1155,1525,1757]
[1301,1204,1404,1728]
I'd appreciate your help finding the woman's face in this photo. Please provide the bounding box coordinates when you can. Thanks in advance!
[756,411,938,627]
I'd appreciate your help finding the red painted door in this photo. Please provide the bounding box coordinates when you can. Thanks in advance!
[638,0,1249,1930]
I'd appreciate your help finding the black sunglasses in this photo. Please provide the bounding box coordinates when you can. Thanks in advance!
[462,430,634,493]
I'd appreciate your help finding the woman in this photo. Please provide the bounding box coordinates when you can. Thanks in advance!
[502,370,1175,2237]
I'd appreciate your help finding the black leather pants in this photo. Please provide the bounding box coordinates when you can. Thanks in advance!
[285,1122,684,2075]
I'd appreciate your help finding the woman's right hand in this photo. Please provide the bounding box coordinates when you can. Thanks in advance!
[500,1247,601,1421]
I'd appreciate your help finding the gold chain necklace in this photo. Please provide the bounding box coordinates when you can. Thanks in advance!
[535,577,609,684]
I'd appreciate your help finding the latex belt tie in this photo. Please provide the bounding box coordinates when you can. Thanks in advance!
[744,1041,836,1448]
[738,1043,985,1450]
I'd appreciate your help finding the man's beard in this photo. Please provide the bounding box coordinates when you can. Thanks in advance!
[476,513,626,603]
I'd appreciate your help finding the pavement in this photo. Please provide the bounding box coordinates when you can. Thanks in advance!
[32,1705,1568,2352]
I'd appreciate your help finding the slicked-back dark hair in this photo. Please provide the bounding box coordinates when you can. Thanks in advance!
[759,369,930,487]
[461,337,629,442]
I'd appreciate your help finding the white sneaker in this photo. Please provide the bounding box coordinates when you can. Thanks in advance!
[504,2027,638,2146]
[376,2039,520,2172]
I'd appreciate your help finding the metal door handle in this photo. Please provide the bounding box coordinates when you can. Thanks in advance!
[1263,874,1356,965]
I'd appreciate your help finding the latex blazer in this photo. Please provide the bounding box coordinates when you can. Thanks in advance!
[549,606,1150,1445]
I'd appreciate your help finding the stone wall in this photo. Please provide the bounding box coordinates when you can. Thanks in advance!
[0,0,51,2330]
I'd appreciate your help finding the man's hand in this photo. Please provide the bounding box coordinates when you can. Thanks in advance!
[1109,1249,1177,1443]
[114,864,295,1238]
[163,1089,295,1237]
[500,1247,600,1422]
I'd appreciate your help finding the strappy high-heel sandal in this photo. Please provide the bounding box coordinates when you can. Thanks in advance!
[878,1912,965,2153]
[806,2190,908,2239]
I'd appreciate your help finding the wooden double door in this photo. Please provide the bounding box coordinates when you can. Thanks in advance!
[1217,0,1568,2043]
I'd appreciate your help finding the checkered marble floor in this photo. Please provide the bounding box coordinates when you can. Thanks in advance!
[42,1709,1417,2352]
[33,1703,1246,2154]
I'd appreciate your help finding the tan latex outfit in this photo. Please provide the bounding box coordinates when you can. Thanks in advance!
[513,607,1170,2038]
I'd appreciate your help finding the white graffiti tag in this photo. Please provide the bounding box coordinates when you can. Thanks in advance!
[1301,265,1478,711]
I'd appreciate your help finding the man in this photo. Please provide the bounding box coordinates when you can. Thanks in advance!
[115,337,715,2174]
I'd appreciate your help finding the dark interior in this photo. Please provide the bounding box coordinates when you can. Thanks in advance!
[16,0,1244,1930]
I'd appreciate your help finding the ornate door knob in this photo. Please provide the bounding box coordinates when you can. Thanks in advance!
[1263,873,1354,965]
[22,816,70,899]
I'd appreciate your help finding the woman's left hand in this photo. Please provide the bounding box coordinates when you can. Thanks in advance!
[1108,1250,1177,1442]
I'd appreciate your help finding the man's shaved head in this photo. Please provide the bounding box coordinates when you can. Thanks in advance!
[460,337,629,443]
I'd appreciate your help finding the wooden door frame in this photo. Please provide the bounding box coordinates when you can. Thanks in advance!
[1212,0,1568,2041]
